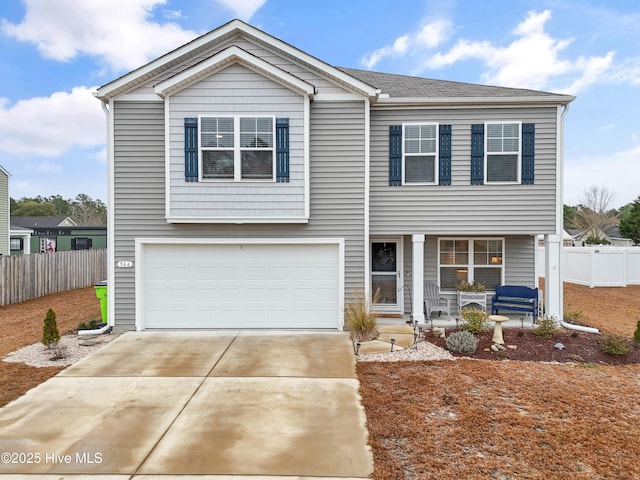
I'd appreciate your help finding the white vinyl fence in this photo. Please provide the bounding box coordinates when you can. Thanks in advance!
[537,246,640,288]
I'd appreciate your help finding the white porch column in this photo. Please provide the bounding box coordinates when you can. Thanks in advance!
[412,234,425,324]
[544,234,562,320]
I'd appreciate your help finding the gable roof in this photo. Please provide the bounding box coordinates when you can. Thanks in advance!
[0,164,9,177]
[10,216,77,229]
[95,19,574,107]
[96,19,378,101]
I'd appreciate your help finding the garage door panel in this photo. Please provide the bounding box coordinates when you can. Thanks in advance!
[140,242,340,329]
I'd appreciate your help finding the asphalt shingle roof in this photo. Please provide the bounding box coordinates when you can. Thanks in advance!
[338,67,569,99]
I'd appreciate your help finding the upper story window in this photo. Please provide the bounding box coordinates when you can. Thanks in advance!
[485,122,520,183]
[403,123,438,184]
[200,116,274,181]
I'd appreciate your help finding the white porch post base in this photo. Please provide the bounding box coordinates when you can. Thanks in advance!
[412,234,425,324]
[544,234,562,320]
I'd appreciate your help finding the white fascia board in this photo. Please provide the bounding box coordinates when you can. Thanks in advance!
[0,165,10,177]
[166,216,310,224]
[154,46,315,98]
[375,95,575,107]
[97,19,378,101]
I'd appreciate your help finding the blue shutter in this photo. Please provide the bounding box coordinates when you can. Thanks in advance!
[521,123,535,184]
[184,117,198,182]
[471,124,484,185]
[389,125,402,186]
[276,118,289,183]
[438,124,452,185]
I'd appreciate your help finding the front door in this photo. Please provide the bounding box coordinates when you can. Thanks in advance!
[371,239,403,313]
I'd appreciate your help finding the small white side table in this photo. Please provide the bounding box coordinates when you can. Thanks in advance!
[489,315,509,345]
[457,291,487,312]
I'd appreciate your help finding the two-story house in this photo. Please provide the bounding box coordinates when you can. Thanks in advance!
[95,19,573,331]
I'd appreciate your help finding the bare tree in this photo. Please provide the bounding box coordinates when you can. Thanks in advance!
[575,185,617,231]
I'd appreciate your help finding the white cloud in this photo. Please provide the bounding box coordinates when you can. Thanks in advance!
[0,86,104,157]
[27,160,63,174]
[426,10,615,93]
[213,0,266,21]
[362,19,452,69]
[1,0,200,72]
[565,145,640,207]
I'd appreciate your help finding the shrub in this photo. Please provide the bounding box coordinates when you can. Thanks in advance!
[446,330,479,354]
[42,308,60,349]
[78,319,103,331]
[459,307,489,334]
[345,289,378,342]
[633,320,640,344]
[533,315,559,339]
[601,333,631,356]
[564,309,584,323]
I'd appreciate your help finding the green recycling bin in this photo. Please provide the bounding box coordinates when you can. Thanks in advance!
[94,280,108,324]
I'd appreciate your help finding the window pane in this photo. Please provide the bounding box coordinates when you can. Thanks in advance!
[503,123,519,137]
[405,139,420,154]
[241,151,272,179]
[487,155,518,182]
[441,267,468,290]
[474,240,488,265]
[240,117,273,148]
[487,137,503,152]
[503,138,519,152]
[201,117,233,148]
[487,123,503,137]
[421,124,436,139]
[372,275,397,304]
[372,242,397,272]
[405,125,420,139]
[474,268,501,290]
[203,150,234,179]
[405,156,434,183]
[421,138,436,152]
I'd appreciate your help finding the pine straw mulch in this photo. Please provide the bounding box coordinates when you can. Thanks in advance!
[0,286,101,407]
[359,282,640,479]
[2,284,640,478]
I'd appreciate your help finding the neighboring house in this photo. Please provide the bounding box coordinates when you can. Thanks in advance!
[538,230,574,247]
[570,225,633,247]
[0,165,9,256]
[95,19,573,331]
[10,216,107,254]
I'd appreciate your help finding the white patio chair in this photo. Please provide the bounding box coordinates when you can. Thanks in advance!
[424,282,451,326]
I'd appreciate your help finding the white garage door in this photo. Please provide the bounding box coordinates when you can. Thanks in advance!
[139,242,341,329]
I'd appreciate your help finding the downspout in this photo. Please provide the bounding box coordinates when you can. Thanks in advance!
[100,98,116,332]
[556,103,599,334]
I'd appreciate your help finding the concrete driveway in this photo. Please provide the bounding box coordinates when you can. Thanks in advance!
[0,331,373,479]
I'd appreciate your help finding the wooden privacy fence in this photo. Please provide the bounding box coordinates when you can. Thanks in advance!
[0,249,107,306]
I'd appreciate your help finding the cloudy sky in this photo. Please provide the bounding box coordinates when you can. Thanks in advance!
[0,0,638,208]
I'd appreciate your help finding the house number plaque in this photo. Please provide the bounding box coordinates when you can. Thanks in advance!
[117,261,134,268]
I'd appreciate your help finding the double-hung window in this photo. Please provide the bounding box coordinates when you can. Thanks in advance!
[200,116,274,181]
[404,123,438,184]
[439,238,504,291]
[485,122,520,183]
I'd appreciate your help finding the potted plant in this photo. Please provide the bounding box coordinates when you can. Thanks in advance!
[456,281,487,311]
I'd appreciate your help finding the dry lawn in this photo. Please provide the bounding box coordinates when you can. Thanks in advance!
[359,281,640,479]
[1,282,640,478]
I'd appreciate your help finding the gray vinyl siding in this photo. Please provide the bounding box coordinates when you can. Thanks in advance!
[0,171,8,256]
[400,235,535,314]
[127,35,351,97]
[370,107,559,235]
[168,63,305,218]
[112,100,366,329]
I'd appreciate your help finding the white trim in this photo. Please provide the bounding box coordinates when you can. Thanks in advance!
[97,20,377,100]
[154,46,315,99]
[106,99,115,327]
[304,96,310,219]
[110,93,161,102]
[164,98,171,218]
[166,216,309,224]
[313,93,364,102]
[375,96,575,106]
[437,237,506,292]
[411,234,426,323]
[135,237,345,331]
[364,99,371,300]
[484,121,522,185]
[402,122,439,185]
